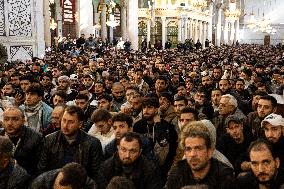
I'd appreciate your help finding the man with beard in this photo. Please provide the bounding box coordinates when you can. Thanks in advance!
[37,106,103,182]
[193,88,214,120]
[246,95,277,138]
[0,136,30,189]
[171,96,188,134]
[166,124,234,189]
[52,75,78,101]
[82,74,95,92]
[234,139,284,189]
[155,75,169,97]
[159,92,176,123]
[217,115,254,175]
[111,82,126,112]
[2,83,16,97]
[212,66,222,86]
[98,94,113,111]
[201,75,214,99]
[133,97,178,181]
[211,88,222,114]
[98,132,162,189]
[261,114,284,169]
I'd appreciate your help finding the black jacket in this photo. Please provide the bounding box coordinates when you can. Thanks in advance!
[166,158,234,189]
[0,160,30,189]
[0,126,43,176]
[30,169,96,189]
[97,154,162,189]
[37,130,103,181]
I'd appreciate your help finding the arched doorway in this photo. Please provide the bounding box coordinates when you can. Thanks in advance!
[138,21,147,48]
[167,21,178,47]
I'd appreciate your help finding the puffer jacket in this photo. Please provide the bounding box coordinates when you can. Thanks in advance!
[0,160,30,189]
[0,126,43,176]
[29,169,96,189]
[166,158,234,189]
[37,130,103,181]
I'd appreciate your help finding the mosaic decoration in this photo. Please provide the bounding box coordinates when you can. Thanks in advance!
[10,45,33,60]
[8,0,32,36]
[0,0,5,36]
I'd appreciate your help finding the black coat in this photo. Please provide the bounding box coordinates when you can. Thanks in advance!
[97,154,162,189]
[0,160,30,189]
[166,158,234,189]
[37,130,103,181]
[30,169,96,189]
[0,126,43,176]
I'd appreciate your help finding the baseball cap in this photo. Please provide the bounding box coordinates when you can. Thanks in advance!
[225,115,242,128]
[261,113,284,127]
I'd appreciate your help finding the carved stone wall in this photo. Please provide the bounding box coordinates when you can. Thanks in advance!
[0,0,45,61]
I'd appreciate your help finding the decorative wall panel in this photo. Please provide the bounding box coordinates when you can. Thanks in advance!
[0,0,5,36]
[8,0,32,36]
[10,45,33,60]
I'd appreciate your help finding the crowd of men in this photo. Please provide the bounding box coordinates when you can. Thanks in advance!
[0,36,284,189]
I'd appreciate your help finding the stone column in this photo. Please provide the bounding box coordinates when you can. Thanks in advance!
[203,22,207,47]
[43,0,51,47]
[75,0,80,37]
[178,18,182,42]
[194,20,198,43]
[223,19,229,44]
[161,16,166,49]
[184,18,188,40]
[35,0,45,56]
[199,21,203,44]
[235,19,240,43]
[189,19,193,39]
[207,2,213,42]
[216,7,222,46]
[55,0,62,38]
[147,19,151,44]
[128,0,139,50]
[229,20,235,45]
[121,0,127,40]
[101,3,107,42]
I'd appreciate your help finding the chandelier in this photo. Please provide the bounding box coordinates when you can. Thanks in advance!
[191,0,207,9]
[247,13,257,29]
[224,9,241,20]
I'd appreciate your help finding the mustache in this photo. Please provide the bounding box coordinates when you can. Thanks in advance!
[257,173,269,178]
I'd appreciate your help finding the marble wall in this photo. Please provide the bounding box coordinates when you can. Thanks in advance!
[0,0,45,61]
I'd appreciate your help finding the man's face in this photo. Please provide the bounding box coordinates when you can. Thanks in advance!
[235,81,245,92]
[75,99,89,110]
[112,85,125,102]
[53,95,65,106]
[213,68,222,80]
[20,80,31,92]
[98,98,111,110]
[95,120,111,135]
[263,123,282,143]
[52,68,61,78]
[41,76,51,87]
[89,61,97,72]
[257,99,274,118]
[159,96,170,112]
[226,121,244,143]
[2,84,14,96]
[134,71,143,82]
[184,137,213,172]
[250,147,279,184]
[61,112,82,137]
[211,90,222,106]
[83,67,91,75]
[180,113,196,127]
[171,74,180,84]
[25,92,41,106]
[125,89,135,102]
[252,95,261,111]
[83,77,93,88]
[118,138,141,165]
[155,79,167,93]
[10,76,20,86]
[113,121,131,140]
[143,105,158,121]
[201,76,212,87]
[52,108,64,128]
[219,80,230,94]
[3,108,24,136]
[174,100,186,116]
[58,79,70,90]
[94,83,105,95]
[194,92,206,106]
[177,86,187,97]
[219,97,234,115]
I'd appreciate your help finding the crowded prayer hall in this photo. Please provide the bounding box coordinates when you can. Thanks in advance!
[0,0,284,188]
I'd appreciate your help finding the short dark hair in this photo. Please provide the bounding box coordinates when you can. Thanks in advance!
[259,95,277,109]
[98,94,113,102]
[235,78,245,84]
[64,106,84,122]
[253,90,268,97]
[0,136,13,158]
[180,107,199,121]
[26,86,44,97]
[106,176,136,189]
[75,94,89,101]
[91,109,112,123]
[54,91,67,101]
[119,132,142,149]
[248,139,278,159]
[174,96,188,106]
[112,113,133,128]
[59,162,87,189]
